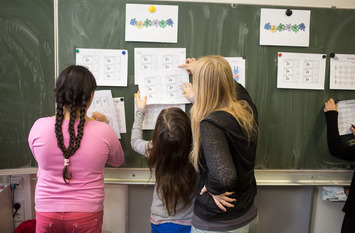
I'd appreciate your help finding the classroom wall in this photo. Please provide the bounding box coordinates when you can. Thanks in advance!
[127,185,345,233]
[12,179,346,233]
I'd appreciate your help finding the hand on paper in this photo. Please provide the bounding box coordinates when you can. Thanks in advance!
[178,57,197,75]
[324,98,338,112]
[136,90,147,110]
[92,112,108,123]
[180,82,195,103]
[200,186,236,212]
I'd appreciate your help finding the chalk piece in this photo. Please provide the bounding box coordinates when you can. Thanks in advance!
[149,5,156,13]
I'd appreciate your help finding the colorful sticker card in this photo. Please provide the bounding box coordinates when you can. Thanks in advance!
[337,100,355,136]
[87,90,121,139]
[134,101,185,130]
[224,57,246,87]
[260,8,310,47]
[135,48,189,105]
[113,97,127,134]
[330,54,355,90]
[125,4,178,43]
[277,52,326,90]
[76,48,128,86]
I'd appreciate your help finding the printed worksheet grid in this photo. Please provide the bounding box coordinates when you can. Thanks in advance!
[91,96,115,125]
[162,54,179,69]
[333,63,355,87]
[104,56,121,80]
[144,76,163,100]
[283,59,299,83]
[141,55,158,71]
[338,107,355,135]
[82,55,100,79]
[303,60,319,84]
[166,74,183,99]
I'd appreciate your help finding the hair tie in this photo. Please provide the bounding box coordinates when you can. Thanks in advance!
[64,158,70,166]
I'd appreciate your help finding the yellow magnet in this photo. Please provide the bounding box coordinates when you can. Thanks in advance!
[149,5,156,13]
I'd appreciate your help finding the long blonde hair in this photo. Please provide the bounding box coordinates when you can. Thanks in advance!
[190,55,257,170]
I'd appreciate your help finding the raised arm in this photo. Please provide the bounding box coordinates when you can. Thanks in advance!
[324,98,355,161]
[131,91,151,156]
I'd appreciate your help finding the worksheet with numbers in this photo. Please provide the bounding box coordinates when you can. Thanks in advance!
[329,54,355,90]
[337,99,355,136]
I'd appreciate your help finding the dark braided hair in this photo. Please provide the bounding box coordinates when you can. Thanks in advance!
[54,65,97,183]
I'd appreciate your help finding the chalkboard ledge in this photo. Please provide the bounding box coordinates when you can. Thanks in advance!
[2,168,351,186]
[104,168,353,186]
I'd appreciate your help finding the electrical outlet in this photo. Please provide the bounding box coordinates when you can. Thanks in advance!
[13,200,25,222]
[10,176,23,190]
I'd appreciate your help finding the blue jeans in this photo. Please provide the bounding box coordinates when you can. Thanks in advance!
[191,216,258,233]
[151,222,192,233]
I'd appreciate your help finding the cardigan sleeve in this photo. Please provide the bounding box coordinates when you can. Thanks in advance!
[130,111,151,156]
[200,120,237,195]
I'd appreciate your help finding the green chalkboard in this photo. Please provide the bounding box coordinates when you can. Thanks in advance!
[2,0,355,170]
[0,0,54,169]
[58,0,355,169]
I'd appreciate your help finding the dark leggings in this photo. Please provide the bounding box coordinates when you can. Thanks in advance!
[341,213,355,233]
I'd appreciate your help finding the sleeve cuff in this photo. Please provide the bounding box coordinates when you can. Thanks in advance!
[137,107,146,115]
[189,95,195,103]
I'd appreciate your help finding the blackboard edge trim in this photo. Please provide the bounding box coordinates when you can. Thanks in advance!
[1,168,351,186]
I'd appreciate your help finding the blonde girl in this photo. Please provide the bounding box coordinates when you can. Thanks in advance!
[180,55,259,233]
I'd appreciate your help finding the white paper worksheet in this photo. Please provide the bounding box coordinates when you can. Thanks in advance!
[330,54,355,90]
[337,100,355,136]
[125,4,178,43]
[87,90,121,139]
[76,48,128,87]
[135,48,189,104]
[260,8,310,47]
[277,52,326,90]
[113,97,127,134]
[134,103,186,130]
[224,57,246,87]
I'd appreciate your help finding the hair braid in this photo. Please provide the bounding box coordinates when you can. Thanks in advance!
[72,97,87,155]
[54,65,97,184]
[60,103,77,183]
[67,103,77,154]
[55,102,66,154]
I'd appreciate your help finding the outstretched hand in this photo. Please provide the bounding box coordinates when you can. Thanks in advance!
[324,98,338,112]
[178,57,197,75]
[136,90,147,109]
[92,112,108,123]
[180,82,195,102]
[200,186,236,212]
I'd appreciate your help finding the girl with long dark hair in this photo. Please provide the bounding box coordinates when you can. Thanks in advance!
[28,65,124,232]
[131,90,196,233]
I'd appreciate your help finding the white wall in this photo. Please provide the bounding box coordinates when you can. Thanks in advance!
[125,185,346,233]
[103,184,128,233]
[311,187,344,233]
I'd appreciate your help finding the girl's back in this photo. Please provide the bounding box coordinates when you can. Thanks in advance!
[131,98,196,232]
